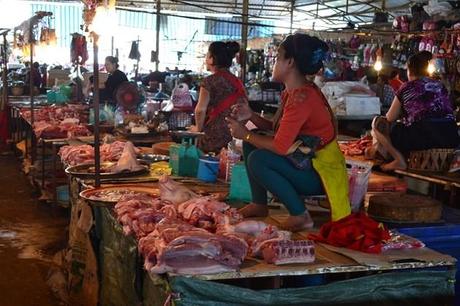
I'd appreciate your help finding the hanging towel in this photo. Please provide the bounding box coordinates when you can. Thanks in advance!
[128,41,141,60]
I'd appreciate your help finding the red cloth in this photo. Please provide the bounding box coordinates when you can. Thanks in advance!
[308,212,390,254]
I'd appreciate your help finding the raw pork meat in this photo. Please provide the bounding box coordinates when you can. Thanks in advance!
[250,226,291,257]
[262,240,315,265]
[178,197,242,231]
[339,136,372,156]
[115,194,170,238]
[159,175,197,204]
[109,141,144,173]
[59,141,137,166]
[140,218,248,275]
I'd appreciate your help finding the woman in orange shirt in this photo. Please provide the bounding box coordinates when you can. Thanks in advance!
[227,34,350,231]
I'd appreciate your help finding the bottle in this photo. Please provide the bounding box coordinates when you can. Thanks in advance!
[225,141,241,182]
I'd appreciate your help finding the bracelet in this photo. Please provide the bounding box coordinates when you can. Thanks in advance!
[245,132,252,141]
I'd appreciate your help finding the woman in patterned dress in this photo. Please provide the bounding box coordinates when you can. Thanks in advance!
[189,41,246,153]
[371,51,459,171]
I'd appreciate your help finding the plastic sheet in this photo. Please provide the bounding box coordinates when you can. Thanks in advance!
[171,270,455,306]
[93,207,142,306]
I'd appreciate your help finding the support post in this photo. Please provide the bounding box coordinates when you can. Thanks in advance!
[29,24,36,163]
[92,33,101,187]
[241,0,249,84]
[290,0,295,34]
[155,0,161,71]
[1,31,8,112]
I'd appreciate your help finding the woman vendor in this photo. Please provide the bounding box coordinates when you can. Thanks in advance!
[369,51,459,171]
[189,41,246,153]
[101,56,128,104]
[226,34,351,231]
[84,56,128,105]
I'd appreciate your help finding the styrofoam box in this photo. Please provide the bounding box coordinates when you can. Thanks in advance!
[344,94,380,116]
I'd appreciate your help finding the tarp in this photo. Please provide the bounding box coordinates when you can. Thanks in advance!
[93,206,142,306]
[171,270,455,306]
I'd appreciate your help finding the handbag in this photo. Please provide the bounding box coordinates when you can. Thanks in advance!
[286,135,321,170]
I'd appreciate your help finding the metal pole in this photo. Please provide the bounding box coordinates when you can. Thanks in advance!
[111,36,114,56]
[29,39,34,129]
[241,0,249,84]
[92,33,101,187]
[290,0,295,34]
[155,0,161,71]
[1,32,8,112]
[29,23,35,164]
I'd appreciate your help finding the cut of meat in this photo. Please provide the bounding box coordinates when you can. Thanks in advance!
[262,240,315,265]
[159,175,197,204]
[250,226,291,257]
[109,141,144,173]
[59,141,140,166]
[138,217,248,275]
[178,197,242,232]
[339,136,372,156]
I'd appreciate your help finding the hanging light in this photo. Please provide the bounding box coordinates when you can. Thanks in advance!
[374,57,383,72]
[91,5,117,36]
[427,60,435,75]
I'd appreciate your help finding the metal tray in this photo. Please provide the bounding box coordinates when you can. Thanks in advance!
[139,153,169,163]
[79,185,159,206]
[65,161,149,179]
[171,130,205,137]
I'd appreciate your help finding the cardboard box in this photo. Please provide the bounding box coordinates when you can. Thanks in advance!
[83,72,108,89]
[47,69,71,87]
[344,94,380,116]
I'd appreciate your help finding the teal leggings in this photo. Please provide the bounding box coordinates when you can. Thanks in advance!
[243,142,324,216]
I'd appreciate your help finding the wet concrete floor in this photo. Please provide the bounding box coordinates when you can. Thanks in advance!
[0,152,68,306]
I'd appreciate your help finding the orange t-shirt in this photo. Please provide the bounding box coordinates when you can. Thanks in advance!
[273,84,335,155]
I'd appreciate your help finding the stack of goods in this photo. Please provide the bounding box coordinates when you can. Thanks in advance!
[20,105,90,139]
[58,141,138,166]
[113,176,315,275]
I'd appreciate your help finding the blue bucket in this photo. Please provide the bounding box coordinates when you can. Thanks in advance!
[197,156,220,183]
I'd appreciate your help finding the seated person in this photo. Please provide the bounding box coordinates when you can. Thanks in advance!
[226,34,351,231]
[366,69,395,113]
[369,51,459,171]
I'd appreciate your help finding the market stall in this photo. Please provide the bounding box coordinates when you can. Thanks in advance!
[2,1,460,305]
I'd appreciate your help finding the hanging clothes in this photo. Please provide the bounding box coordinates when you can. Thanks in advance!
[70,34,88,65]
[128,41,141,61]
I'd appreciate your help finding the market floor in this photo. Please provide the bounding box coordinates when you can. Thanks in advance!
[0,152,68,306]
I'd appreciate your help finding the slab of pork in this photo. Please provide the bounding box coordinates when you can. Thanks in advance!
[110,141,144,173]
[158,175,198,205]
[262,240,315,265]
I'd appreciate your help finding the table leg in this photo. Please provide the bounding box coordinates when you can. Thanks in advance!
[25,127,29,159]
[41,140,45,189]
[52,142,57,204]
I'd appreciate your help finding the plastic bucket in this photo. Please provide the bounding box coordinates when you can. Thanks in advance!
[197,156,220,182]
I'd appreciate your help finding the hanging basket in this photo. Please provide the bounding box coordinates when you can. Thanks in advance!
[408,148,454,172]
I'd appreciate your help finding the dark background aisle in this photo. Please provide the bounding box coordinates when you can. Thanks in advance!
[0,152,68,306]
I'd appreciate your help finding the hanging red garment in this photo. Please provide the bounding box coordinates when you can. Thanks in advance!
[308,212,390,254]
[70,34,89,65]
